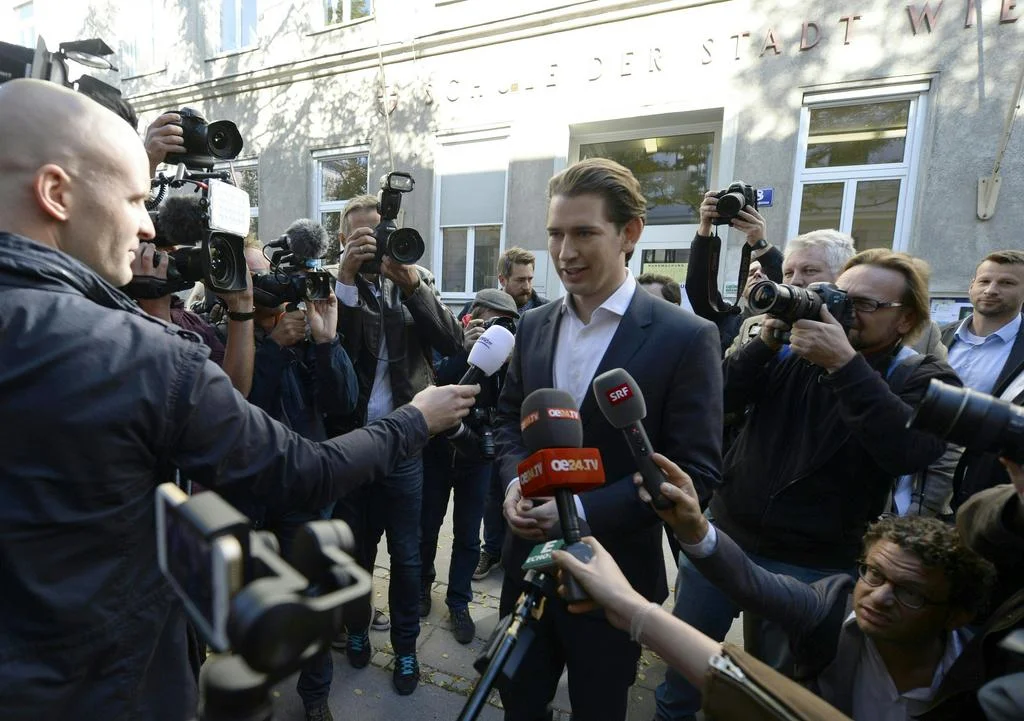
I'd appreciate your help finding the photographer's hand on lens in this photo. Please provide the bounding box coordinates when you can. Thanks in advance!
[131,242,169,281]
[551,537,648,630]
[502,480,548,543]
[731,205,768,247]
[270,309,307,347]
[409,383,480,435]
[214,267,255,314]
[381,256,421,295]
[306,291,339,344]
[632,453,709,545]
[144,112,186,176]
[789,305,856,373]
[463,319,486,353]
[696,191,719,236]
[760,317,790,351]
[338,228,376,285]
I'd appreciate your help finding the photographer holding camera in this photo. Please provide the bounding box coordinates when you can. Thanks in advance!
[420,288,519,645]
[331,193,464,695]
[685,186,783,354]
[656,248,961,720]
[0,80,480,721]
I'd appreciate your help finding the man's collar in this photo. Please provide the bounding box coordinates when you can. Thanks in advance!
[560,272,636,320]
[956,312,1022,342]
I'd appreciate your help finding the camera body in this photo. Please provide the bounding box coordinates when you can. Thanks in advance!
[361,172,425,274]
[171,108,244,171]
[252,230,332,309]
[711,181,759,227]
[483,314,518,336]
[747,280,856,333]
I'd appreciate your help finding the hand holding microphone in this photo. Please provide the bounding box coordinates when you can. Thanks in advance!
[592,368,673,510]
[632,453,709,546]
[444,322,515,443]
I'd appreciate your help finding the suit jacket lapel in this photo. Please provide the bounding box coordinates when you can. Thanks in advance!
[532,301,561,390]
[579,289,654,429]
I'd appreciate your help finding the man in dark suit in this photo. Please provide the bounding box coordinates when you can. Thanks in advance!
[940,249,1024,508]
[493,158,723,721]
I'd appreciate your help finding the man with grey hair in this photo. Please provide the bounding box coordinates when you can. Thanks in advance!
[726,228,856,356]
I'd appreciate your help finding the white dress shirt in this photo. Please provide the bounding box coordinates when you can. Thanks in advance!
[336,279,394,422]
[947,314,1021,394]
[850,612,965,721]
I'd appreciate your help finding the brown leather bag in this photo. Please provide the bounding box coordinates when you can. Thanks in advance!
[702,644,852,721]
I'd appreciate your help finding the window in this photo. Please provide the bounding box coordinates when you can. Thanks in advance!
[216,159,259,239]
[434,133,508,297]
[13,2,35,48]
[120,0,163,77]
[579,132,714,225]
[790,85,928,252]
[220,0,258,52]
[313,151,369,261]
[323,0,372,26]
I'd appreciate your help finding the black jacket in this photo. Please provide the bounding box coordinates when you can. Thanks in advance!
[940,314,1024,509]
[0,233,429,720]
[337,267,463,424]
[711,338,960,568]
[495,287,723,604]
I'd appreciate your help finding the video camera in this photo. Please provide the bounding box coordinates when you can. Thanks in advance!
[909,379,1024,463]
[747,279,856,342]
[156,484,371,721]
[710,181,759,227]
[141,162,252,294]
[361,172,425,274]
[252,220,333,309]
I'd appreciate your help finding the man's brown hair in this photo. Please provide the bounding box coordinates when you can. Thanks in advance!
[842,249,931,342]
[547,158,647,230]
[637,273,682,305]
[340,194,379,236]
[498,247,536,279]
[981,249,1024,267]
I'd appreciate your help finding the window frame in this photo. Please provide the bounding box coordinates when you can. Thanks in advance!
[321,0,374,28]
[120,0,165,79]
[13,1,35,48]
[219,0,259,54]
[432,127,510,302]
[787,82,930,253]
[309,146,371,249]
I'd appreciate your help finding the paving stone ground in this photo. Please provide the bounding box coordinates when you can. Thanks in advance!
[270,505,743,721]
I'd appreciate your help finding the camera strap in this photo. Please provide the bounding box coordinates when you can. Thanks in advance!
[703,230,755,317]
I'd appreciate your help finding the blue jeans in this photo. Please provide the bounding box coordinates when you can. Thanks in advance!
[268,505,335,707]
[420,443,490,610]
[348,454,423,654]
[481,464,506,558]
[654,545,850,721]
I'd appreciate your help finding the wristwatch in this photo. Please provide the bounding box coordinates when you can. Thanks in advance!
[749,238,769,252]
[227,309,256,322]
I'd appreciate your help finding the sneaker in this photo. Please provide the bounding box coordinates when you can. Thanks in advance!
[393,652,420,695]
[472,551,500,580]
[450,607,475,645]
[305,701,334,721]
[330,630,347,651]
[346,630,371,669]
[371,608,391,632]
[418,585,432,618]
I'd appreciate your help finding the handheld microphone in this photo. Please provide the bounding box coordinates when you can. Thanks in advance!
[157,195,205,247]
[459,324,515,385]
[517,389,603,602]
[592,368,673,511]
[282,219,329,266]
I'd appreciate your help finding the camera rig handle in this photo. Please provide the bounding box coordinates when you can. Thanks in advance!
[197,521,372,721]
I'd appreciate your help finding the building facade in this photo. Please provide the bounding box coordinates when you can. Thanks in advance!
[4,0,1023,314]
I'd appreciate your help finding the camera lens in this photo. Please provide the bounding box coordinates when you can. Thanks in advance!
[387,228,425,265]
[910,380,1024,462]
[206,234,242,291]
[206,120,244,160]
[716,191,746,218]
[748,280,779,313]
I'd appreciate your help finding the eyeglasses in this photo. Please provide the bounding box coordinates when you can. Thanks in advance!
[856,563,947,610]
[850,297,904,313]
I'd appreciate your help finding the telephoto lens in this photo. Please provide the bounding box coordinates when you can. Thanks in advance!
[747,280,823,324]
[909,379,1024,463]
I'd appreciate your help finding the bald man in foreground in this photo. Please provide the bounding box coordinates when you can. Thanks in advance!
[0,79,478,720]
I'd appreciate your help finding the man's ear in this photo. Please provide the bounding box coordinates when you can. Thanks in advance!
[33,164,73,222]
[621,216,644,255]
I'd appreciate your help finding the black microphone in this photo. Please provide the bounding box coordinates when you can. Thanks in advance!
[282,219,329,265]
[518,389,600,602]
[157,195,205,247]
[592,369,673,510]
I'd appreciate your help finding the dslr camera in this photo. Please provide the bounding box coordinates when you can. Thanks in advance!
[747,280,856,341]
[909,379,1024,463]
[711,181,759,227]
[171,107,244,171]
[361,172,425,274]
[252,220,333,309]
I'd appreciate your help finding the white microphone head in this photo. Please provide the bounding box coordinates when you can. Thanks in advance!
[467,324,515,376]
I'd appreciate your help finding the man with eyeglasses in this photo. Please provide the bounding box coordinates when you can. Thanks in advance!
[656,249,963,721]
[641,453,997,721]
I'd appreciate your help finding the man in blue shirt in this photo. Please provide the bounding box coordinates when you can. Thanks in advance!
[941,250,1024,507]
